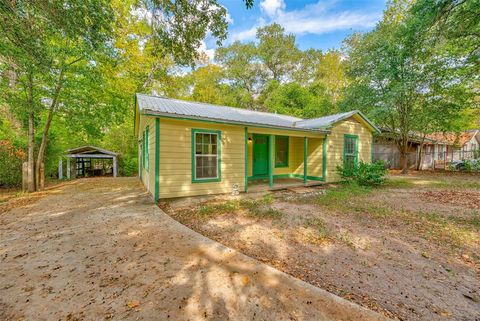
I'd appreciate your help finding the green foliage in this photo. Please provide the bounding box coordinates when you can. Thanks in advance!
[122,157,138,177]
[239,195,283,219]
[316,183,372,207]
[256,23,299,82]
[337,161,387,186]
[0,140,25,187]
[342,0,478,171]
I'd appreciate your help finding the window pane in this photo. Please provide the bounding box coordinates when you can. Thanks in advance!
[194,132,219,180]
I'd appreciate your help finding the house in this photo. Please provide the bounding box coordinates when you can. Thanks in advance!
[134,94,380,201]
[427,130,480,163]
[373,129,440,169]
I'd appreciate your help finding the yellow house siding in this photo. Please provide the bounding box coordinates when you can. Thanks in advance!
[307,138,324,177]
[159,118,245,198]
[326,117,373,182]
[291,137,305,176]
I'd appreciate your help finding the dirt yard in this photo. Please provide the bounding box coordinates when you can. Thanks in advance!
[164,172,480,321]
[0,177,388,321]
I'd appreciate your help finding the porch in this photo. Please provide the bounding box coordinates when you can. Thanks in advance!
[245,130,327,192]
[247,177,324,193]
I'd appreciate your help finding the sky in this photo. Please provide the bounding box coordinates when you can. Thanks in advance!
[202,0,387,59]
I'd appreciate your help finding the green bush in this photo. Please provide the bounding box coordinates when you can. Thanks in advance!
[122,157,138,176]
[337,160,387,186]
[0,140,25,187]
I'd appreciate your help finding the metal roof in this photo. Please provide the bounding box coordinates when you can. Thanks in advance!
[295,110,381,133]
[136,93,379,133]
[67,145,118,156]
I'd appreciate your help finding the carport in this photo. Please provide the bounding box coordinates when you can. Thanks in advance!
[59,146,118,179]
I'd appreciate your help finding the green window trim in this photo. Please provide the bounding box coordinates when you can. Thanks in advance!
[191,128,222,183]
[244,127,248,192]
[343,134,359,173]
[144,125,150,172]
[154,118,160,201]
[275,135,289,168]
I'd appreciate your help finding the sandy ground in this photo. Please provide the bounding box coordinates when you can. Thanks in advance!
[166,174,480,321]
[0,177,388,321]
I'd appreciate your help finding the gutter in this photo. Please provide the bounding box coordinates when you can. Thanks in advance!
[141,110,331,135]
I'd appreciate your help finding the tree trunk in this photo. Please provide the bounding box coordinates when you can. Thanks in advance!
[26,72,36,192]
[35,69,64,191]
[416,143,424,171]
[27,110,35,192]
[400,153,408,174]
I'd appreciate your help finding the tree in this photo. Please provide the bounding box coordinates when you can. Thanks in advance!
[256,23,300,82]
[343,0,476,173]
[264,83,325,118]
[312,51,348,113]
[0,0,115,191]
[189,64,227,105]
[215,41,265,109]
[0,0,234,191]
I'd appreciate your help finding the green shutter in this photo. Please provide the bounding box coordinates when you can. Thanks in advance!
[145,125,149,172]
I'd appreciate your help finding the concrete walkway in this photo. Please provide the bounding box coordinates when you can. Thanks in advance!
[0,178,389,321]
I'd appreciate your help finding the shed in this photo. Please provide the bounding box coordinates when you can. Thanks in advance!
[59,146,118,179]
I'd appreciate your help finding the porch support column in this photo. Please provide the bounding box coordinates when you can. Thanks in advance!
[154,118,160,201]
[244,127,248,193]
[268,134,274,189]
[303,137,308,184]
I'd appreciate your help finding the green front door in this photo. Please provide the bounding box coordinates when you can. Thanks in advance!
[253,134,269,177]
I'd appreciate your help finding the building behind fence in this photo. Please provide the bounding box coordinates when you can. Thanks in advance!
[373,146,479,170]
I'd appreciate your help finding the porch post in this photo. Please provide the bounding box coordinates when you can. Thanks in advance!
[244,127,248,192]
[268,134,274,189]
[304,137,308,184]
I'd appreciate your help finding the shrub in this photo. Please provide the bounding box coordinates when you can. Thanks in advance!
[0,140,25,187]
[122,157,138,176]
[337,160,387,186]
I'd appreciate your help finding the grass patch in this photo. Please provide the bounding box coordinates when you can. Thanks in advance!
[316,183,372,208]
[384,178,415,189]
[303,218,330,241]
[185,194,283,221]
[240,194,283,219]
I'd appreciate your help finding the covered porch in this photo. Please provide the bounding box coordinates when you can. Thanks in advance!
[245,129,327,192]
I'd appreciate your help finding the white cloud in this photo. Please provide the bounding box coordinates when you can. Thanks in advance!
[260,0,286,18]
[275,1,380,35]
[198,40,216,61]
[230,26,258,42]
[225,12,234,25]
[229,0,381,43]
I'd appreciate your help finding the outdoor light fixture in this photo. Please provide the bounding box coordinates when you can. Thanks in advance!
[248,137,252,142]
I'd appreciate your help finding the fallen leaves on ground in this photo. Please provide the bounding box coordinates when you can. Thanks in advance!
[420,190,480,210]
